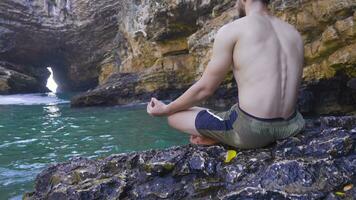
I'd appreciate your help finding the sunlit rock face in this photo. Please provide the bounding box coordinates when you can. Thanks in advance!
[24,116,356,199]
[72,0,356,115]
[272,0,356,115]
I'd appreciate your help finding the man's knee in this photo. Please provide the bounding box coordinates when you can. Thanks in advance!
[166,110,192,128]
[166,107,205,128]
[167,113,178,128]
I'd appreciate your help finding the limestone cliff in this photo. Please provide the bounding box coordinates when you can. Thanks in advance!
[71,0,356,115]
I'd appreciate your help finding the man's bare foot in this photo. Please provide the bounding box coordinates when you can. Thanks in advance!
[190,135,219,145]
[190,135,199,144]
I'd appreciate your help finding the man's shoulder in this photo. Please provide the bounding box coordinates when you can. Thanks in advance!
[229,15,270,31]
[230,16,251,27]
[273,17,301,36]
[218,21,238,32]
[215,21,239,39]
[278,18,303,44]
[217,18,248,35]
[272,17,304,49]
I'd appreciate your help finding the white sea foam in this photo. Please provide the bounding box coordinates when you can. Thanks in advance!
[0,93,69,105]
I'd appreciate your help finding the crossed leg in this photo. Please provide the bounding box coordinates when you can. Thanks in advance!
[166,106,219,145]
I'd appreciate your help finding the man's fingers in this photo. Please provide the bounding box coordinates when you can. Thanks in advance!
[146,105,150,114]
[153,98,161,105]
[151,97,158,107]
[147,97,162,117]
[147,101,153,114]
[148,98,153,107]
[147,101,157,116]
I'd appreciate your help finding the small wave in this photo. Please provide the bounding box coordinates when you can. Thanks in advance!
[0,139,38,149]
[0,93,69,105]
[0,164,45,186]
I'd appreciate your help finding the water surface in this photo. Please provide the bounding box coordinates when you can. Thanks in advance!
[0,93,187,199]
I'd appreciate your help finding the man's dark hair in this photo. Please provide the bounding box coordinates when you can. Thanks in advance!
[255,0,270,4]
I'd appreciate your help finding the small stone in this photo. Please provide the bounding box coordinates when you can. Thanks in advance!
[343,184,353,192]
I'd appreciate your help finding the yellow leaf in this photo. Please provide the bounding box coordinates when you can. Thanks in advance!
[335,191,345,196]
[225,150,237,163]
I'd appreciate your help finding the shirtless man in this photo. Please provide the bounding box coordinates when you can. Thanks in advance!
[147,0,306,149]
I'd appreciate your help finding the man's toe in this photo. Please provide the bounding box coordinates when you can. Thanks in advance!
[190,135,200,144]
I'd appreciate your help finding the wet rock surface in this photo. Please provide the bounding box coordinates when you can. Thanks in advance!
[71,71,356,116]
[348,78,356,90]
[298,74,356,115]
[0,61,49,94]
[70,72,237,109]
[25,116,356,200]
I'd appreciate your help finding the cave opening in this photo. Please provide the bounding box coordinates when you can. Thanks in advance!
[46,67,58,93]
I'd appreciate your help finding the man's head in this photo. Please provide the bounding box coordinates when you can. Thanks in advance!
[235,0,271,18]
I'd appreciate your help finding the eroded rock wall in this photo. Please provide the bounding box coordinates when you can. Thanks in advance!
[0,61,49,94]
[72,0,356,115]
[275,0,356,114]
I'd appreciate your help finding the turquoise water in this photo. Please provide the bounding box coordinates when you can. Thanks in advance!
[0,93,187,199]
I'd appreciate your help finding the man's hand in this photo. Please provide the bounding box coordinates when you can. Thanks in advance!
[147,97,170,117]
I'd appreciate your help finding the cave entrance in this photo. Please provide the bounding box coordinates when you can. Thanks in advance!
[46,67,58,93]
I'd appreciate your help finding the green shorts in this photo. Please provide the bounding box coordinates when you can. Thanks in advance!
[194,103,305,149]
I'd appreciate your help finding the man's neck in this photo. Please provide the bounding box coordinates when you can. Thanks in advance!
[245,2,270,16]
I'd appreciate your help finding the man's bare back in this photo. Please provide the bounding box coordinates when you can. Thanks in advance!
[228,13,304,119]
[147,0,306,148]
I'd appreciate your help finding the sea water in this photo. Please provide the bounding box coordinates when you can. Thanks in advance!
[0,93,187,199]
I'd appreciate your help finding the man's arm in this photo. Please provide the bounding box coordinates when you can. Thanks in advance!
[166,25,237,115]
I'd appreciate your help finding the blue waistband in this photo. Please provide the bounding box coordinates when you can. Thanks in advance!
[237,104,298,122]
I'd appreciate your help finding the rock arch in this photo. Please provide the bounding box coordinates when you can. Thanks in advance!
[0,0,121,93]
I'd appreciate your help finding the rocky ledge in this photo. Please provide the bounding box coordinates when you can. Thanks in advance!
[25,116,356,200]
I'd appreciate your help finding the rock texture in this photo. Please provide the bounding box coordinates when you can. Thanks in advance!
[0,61,49,94]
[24,115,356,200]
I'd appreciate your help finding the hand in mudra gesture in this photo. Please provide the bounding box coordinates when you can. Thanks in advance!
[147,97,170,117]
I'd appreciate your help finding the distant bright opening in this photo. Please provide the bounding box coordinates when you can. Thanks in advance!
[46,67,58,93]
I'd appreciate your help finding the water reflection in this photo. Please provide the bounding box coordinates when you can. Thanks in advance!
[43,104,61,118]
